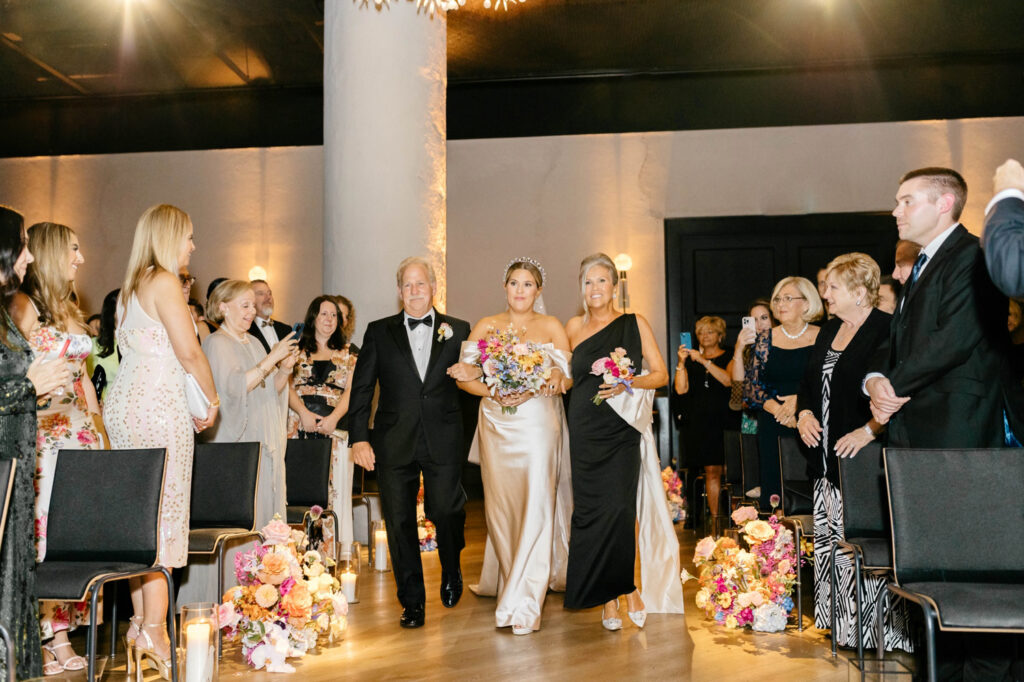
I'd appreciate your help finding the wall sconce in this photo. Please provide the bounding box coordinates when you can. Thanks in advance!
[613,253,632,311]
[248,266,267,281]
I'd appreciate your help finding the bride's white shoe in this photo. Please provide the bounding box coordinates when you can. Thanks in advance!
[626,591,646,628]
[512,625,532,636]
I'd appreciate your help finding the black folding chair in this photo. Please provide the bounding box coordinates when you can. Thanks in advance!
[188,442,262,657]
[777,436,813,631]
[878,448,1024,681]
[35,448,178,682]
[285,439,340,552]
[721,430,743,513]
[739,433,761,510]
[0,459,15,682]
[829,442,892,661]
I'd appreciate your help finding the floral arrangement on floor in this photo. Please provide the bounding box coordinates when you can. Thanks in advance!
[477,326,552,414]
[589,346,635,405]
[416,474,437,552]
[219,516,349,673]
[692,506,797,632]
[661,466,686,523]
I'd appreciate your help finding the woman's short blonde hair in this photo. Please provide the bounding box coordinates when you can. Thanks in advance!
[826,252,881,308]
[695,315,726,341]
[770,276,823,323]
[206,279,253,325]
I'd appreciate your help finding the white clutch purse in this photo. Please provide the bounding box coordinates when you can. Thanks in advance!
[184,373,211,419]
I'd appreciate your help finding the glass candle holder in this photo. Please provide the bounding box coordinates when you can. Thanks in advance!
[370,519,390,572]
[338,542,361,603]
[179,602,218,682]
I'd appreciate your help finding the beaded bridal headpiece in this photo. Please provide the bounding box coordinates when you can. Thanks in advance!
[502,256,547,314]
[502,256,546,287]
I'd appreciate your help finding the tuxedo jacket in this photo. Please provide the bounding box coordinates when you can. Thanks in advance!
[347,311,471,467]
[982,195,1024,298]
[247,318,293,354]
[870,225,1010,448]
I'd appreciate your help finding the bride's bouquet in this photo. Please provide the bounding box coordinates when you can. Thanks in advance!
[589,347,635,405]
[477,326,551,414]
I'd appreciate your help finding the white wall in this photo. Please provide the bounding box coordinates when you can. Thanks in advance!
[2,116,1021,361]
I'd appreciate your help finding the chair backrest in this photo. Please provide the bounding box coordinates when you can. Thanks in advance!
[885,448,1024,585]
[778,436,813,516]
[285,438,332,507]
[739,433,760,493]
[0,459,14,552]
[45,449,166,565]
[837,442,888,538]
[723,431,743,486]
[191,442,260,530]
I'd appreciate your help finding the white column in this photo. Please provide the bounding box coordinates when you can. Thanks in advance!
[323,0,448,343]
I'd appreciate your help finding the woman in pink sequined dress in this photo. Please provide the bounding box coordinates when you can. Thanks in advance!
[105,205,218,679]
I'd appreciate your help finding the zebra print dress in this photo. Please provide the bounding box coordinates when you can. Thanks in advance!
[812,349,913,651]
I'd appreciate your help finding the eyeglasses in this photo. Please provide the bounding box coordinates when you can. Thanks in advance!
[772,295,805,304]
[179,275,196,286]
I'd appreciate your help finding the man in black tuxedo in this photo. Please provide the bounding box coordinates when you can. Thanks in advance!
[982,158,1024,298]
[348,257,471,629]
[247,279,292,353]
[867,167,1021,681]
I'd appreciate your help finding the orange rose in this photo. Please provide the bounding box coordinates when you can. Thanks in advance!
[280,581,313,623]
[258,553,290,585]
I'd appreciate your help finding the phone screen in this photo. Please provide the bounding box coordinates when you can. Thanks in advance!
[679,332,692,349]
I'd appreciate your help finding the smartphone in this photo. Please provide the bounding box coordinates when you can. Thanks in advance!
[742,316,755,332]
[679,332,692,350]
[291,322,304,336]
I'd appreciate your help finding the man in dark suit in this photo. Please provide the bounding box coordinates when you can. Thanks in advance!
[247,279,293,353]
[866,167,1008,449]
[867,167,1021,681]
[982,158,1024,298]
[348,256,471,629]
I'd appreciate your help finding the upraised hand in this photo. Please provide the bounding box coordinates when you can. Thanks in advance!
[993,158,1024,194]
[269,331,299,365]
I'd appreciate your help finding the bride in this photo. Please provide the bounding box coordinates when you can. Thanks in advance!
[448,258,572,635]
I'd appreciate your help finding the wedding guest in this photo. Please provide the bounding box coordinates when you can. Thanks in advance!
[795,253,912,652]
[287,295,357,549]
[876,275,899,314]
[10,222,105,674]
[731,299,775,437]
[105,204,218,679]
[982,158,1024,298]
[746,276,821,510]
[0,205,68,680]
[891,239,921,285]
[817,267,831,317]
[188,298,211,342]
[179,269,194,301]
[86,314,100,336]
[332,294,359,354]
[249,279,292,354]
[454,258,570,634]
[674,315,738,534]
[563,253,672,630]
[203,276,227,334]
[86,289,120,402]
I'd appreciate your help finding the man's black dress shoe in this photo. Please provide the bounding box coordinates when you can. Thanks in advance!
[400,604,425,629]
[440,570,463,608]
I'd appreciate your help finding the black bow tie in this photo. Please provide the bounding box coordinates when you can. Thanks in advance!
[260,320,272,328]
[407,315,433,330]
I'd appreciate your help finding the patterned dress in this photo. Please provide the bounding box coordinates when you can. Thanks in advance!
[104,295,193,568]
[28,323,102,637]
[812,349,913,652]
[287,348,355,549]
[0,313,44,679]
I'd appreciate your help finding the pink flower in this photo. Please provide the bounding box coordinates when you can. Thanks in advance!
[769,494,781,509]
[590,358,607,375]
[731,506,758,525]
[694,536,716,561]
[217,602,241,630]
[309,505,323,520]
[262,518,292,546]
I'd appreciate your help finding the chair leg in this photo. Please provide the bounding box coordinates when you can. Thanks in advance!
[830,542,838,658]
[162,566,179,682]
[217,541,227,659]
[794,523,803,631]
[326,510,340,560]
[919,601,938,682]
[109,584,118,659]
[853,549,865,662]
[874,584,887,660]
[87,585,101,682]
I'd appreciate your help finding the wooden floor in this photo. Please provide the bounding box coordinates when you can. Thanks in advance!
[77,500,914,681]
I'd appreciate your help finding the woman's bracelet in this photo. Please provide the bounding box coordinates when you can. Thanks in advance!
[209,396,221,409]
[862,424,874,437]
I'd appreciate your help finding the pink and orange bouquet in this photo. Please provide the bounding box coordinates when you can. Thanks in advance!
[589,347,635,405]
[661,466,686,523]
[477,326,551,414]
[692,507,796,632]
[416,475,437,552]
[220,516,349,672]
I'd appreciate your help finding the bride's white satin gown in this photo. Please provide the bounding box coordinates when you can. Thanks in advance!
[462,342,573,632]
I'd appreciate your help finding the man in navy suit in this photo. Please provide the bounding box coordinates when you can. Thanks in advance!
[348,257,471,629]
[982,158,1024,298]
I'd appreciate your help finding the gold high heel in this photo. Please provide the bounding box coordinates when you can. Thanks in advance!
[125,615,143,676]
[134,623,171,682]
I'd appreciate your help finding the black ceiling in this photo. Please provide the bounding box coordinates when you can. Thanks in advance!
[1,0,1023,156]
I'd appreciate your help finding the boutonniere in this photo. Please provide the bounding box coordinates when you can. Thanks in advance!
[437,322,453,342]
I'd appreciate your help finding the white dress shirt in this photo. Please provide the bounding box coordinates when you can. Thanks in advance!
[403,309,435,381]
[985,188,1024,216]
[256,316,280,348]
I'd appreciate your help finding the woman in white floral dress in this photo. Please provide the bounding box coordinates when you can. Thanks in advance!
[10,222,104,674]
[105,205,218,679]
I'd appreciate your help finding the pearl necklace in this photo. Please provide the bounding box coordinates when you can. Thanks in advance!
[780,322,808,340]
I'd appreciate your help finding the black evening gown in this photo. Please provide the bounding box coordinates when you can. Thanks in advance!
[0,313,44,679]
[680,352,739,467]
[564,314,643,609]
